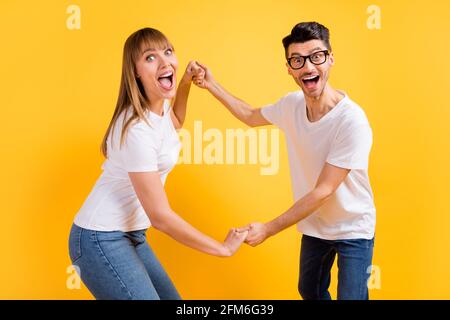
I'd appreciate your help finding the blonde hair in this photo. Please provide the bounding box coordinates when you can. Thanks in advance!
[100,28,173,157]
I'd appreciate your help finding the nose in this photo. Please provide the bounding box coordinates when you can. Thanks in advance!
[303,58,316,72]
[159,54,171,67]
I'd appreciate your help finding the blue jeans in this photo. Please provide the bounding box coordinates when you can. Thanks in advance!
[68,223,181,300]
[298,234,374,300]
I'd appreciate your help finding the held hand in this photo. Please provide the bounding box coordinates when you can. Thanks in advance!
[183,60,205,82]
[192,61,214,90]
[222,228,249,257]
[237,222,270,247]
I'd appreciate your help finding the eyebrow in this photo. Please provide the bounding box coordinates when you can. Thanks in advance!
[141,48,156,55]
[289,47,326,57]
[141,46,173,56]
[309,47,325,54]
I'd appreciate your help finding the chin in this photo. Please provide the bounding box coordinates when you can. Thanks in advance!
[302,86,324,98]
[163,89,177,100]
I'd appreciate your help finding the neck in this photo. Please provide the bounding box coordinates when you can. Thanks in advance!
[147,98,165,116]
[304,84,344,122]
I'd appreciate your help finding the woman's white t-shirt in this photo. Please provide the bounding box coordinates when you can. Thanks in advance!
[261,91,376,240]
[74,100,181,232]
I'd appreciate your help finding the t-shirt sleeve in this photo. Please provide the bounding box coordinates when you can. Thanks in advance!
[326,121,373,170]
[260,95,289,130]
[119,123,159,172]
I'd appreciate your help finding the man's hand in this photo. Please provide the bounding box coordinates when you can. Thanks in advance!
[237,222,270,247]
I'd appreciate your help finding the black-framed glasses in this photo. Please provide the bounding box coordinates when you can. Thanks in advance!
[287,50,330,70]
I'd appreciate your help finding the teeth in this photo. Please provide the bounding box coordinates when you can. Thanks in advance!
[160,72,173,78]
[303,75,318,80]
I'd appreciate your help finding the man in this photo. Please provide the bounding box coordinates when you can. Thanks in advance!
[194,22,376,300]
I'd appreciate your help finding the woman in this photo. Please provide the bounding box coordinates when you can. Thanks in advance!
[68,28,248,300]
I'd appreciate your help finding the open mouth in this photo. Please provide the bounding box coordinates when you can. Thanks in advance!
[157,71,174,90]
[301,75,320,89]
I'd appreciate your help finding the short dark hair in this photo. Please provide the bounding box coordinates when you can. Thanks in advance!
[282,22,331,58]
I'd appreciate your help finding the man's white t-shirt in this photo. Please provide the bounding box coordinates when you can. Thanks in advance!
[74,100,181,232]
[261,91,375,240]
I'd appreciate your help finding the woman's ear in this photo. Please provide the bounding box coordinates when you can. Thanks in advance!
[134,68,140,78]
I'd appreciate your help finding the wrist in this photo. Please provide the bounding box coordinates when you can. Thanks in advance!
[207,78,219,93]
[180,73,193,85]
[217,244,231,257]
[264,221,276,238]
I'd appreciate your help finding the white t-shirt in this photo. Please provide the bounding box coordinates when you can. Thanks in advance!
[261,91,375,240]
[74,100,181,232]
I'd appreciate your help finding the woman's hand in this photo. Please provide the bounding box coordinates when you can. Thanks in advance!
[220,228,249,257]
[182,60,205,83]
[191,61,215,90]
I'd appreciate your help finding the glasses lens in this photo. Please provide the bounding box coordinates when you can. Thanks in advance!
[289,56,304,69]
[310,51,327,65]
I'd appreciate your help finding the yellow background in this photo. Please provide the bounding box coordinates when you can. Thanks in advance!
[1,0,449,299]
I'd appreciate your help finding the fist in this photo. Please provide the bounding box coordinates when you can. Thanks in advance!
[186,60,205,81]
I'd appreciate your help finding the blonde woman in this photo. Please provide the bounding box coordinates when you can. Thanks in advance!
[68,28,248,300]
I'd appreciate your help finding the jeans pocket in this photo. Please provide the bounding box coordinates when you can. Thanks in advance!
[69,224,83,263]
[95,230,126,242]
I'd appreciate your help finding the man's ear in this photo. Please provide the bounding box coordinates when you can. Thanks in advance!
[329,52,335,66]
[286,62,292,75]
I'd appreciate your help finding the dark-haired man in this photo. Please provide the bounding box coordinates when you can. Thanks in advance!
[194,22,376,300]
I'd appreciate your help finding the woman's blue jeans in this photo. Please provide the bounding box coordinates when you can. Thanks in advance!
[68,223,181,300]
